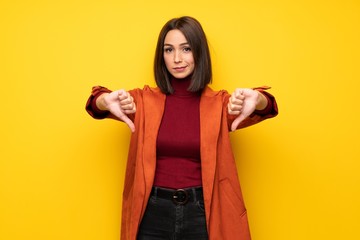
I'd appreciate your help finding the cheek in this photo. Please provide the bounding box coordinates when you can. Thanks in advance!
[188,54,195,65]
[163,55,172,68]
[189,57,195,68]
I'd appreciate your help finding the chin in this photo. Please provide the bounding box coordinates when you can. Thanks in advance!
[172,73,191,79]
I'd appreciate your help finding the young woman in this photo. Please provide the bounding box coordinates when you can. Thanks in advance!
[86,16,278,240]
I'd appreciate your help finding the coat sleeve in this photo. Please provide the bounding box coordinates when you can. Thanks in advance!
[226,86,278,130]
[85,86,137,122]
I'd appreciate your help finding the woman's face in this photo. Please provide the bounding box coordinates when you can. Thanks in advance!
[163,29,195,79]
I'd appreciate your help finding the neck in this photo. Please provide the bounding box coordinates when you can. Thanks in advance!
[171,76,198,96]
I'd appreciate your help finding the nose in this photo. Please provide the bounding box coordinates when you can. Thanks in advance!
[174,51,182,63]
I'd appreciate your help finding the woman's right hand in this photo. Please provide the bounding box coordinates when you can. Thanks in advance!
[97,89,136,132]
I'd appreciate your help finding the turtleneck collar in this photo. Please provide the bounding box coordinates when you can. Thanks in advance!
[170,76,200,97]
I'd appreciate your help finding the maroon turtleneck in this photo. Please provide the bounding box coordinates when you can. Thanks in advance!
[153,77,202,189]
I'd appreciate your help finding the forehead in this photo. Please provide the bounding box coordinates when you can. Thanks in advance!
[164,29,188,45]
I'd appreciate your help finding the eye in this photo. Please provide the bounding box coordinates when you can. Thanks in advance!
[183,47,192,52]
[164,48,173,53]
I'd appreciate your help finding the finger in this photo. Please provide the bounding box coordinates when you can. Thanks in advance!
[234,89,245,100]
[120,115,136,133]
[120,93,134,106]
[133,101,136,111]
[229,103,243,112]
[118,90,128,100]
[124,109,136,114]
[230,95,243,105]
[121,102,135,110]
[228,107,242,114]
[228,102,242,115]
[121,98,137,113]
[231,114,246,131]
[125,101,136,113]
[122,107,136,114]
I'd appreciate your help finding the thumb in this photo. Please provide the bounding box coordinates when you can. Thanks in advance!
[120,114,136,133]
[231,113,246,131]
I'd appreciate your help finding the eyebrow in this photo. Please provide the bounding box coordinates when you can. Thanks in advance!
[163,42,190,47]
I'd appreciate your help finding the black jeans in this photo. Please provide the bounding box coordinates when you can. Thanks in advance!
[137,187,208,240]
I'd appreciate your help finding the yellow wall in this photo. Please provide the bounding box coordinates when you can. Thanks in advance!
[1,0,359,239]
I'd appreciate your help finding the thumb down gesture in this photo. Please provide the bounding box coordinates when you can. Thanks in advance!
[228,88,262,131]
[102,89,136,132]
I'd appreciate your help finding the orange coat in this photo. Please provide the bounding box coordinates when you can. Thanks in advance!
[86,85,278,240]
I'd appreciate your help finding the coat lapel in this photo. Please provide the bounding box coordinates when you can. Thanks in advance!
[142,87,166,195]
[200,87,224,221]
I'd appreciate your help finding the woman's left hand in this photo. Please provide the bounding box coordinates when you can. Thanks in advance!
[228,88,261,131]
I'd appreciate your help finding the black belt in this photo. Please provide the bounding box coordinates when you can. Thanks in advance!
[151,187,203,205]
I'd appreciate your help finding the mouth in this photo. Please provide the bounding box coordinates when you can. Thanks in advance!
[173,66,188,72]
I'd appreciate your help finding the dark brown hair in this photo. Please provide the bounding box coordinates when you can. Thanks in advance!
[154,16,212,94]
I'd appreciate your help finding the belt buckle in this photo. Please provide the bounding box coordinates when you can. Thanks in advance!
[172,189,189,205]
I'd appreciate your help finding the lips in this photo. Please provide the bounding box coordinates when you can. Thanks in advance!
[173,66,187,72]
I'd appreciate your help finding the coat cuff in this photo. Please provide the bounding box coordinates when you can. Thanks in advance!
[85,86,112,119]
[252,86,277,116]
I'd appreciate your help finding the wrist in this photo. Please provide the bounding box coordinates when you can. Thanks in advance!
[255,91,268,111]
[96,93,110,111]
